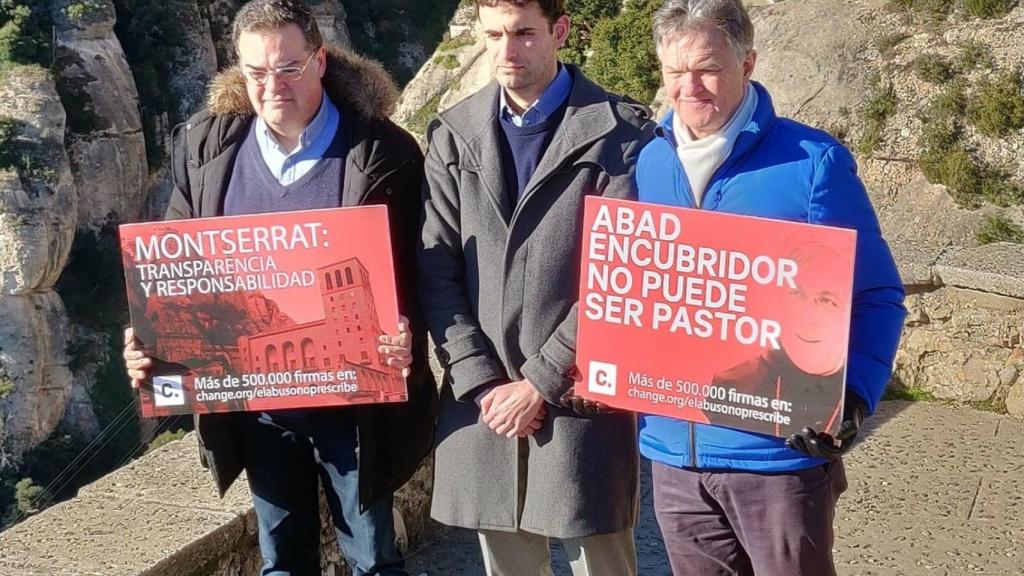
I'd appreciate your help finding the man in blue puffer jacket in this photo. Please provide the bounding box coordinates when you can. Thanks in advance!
[636,1,907,575]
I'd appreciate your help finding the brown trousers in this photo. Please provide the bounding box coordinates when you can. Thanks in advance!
[652,460,848,576]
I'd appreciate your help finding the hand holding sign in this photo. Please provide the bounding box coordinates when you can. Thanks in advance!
[559,365,615,416]
[786,392,867,460]
[559,386,614,417]
[123,327,154,389]
[378,315,413,378]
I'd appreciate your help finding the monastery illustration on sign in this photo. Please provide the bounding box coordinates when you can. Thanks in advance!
[151,256,405,402]
[235,257,405,401]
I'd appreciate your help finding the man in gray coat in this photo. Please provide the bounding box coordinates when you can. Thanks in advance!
[418,1,655,574]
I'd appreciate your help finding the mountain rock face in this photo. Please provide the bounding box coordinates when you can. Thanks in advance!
[0,293,75,468]
[0,72,77,468]
[166,0,220,123]
[392,3,488,137]
[748,1,1024,415]
[311,0,352,49]
[52,0,149,230]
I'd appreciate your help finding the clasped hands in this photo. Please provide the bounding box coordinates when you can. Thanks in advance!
[480,380,547,438]
[480,380,614,438]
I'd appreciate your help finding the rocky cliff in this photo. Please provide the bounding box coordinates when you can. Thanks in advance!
[0,68,77,472]
[747,0,1024,415]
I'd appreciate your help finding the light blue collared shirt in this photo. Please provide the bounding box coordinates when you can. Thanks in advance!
[499,64,572,127]
[255,91,340,185]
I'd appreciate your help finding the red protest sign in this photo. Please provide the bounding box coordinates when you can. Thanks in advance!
[119,206,406,417]
[576,197,856,438]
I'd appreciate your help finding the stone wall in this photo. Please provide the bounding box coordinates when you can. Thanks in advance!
[0,434,433,576]
[896,243,1024,417]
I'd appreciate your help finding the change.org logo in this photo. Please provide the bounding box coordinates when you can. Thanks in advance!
[153,375,186,407]
[587,361,617,397]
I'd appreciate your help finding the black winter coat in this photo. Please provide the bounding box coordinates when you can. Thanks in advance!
[165,46,437,509]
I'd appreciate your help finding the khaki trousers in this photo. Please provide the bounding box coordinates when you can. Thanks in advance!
[478,528,637,576]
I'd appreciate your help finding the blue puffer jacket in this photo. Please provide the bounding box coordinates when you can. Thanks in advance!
[636,82,906,472]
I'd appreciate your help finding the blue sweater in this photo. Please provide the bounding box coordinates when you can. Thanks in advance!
[224,114,348,216]
[498,104,567,207]
[636,82,906,473]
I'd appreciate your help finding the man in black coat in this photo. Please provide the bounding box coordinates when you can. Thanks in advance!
[122,1,436,574]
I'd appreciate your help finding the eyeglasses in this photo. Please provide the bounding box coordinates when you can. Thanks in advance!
[243,49,321,86]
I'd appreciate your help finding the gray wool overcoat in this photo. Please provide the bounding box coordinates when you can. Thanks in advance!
[418,66,656,538]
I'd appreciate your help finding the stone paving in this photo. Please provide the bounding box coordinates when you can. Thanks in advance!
[406,401,1024,576]
[0,400,1018,575]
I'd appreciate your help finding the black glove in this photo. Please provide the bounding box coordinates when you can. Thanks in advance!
[785,392,867,460]
[559,386,614,417]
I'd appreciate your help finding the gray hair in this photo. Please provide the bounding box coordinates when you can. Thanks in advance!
[232,0,323,55]
[652,0,754,61]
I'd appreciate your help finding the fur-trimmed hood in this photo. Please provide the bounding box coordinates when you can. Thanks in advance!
[205,44,399,119]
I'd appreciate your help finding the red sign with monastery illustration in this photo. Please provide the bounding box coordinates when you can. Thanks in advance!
[119,207,406,417]
[576,197,856,438]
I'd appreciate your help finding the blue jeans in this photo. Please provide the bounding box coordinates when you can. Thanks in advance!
[240,409,407,576]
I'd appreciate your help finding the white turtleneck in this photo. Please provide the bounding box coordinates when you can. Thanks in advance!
[672,83,758,207]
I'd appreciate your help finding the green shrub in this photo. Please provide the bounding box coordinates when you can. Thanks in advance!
[919,137,978,204]
[433,53,459,70]
[561,0,622,65]
[65,3,87,21]
[963,0,1018,18]
[585,0,661,103]
[917,78,1024,208]
[883,385,938,401]
[0,378,12,400]
[857,80,897,155]
[889,0,955,16]
[956,40,993,71]
[919,120,1024,208]
[408,93,442,136]
[437,33,474,53]
[0,115,60,188]
[342,1,462,86]
[13,478,41,515]
[968,393,1009,413]
[0,0,52,70]
[145,428,187,454]
[976,213,1024,244]
[64,0,105,24]
[926,80,967,120]
[911,53,953,83]
[968,68,1024,137]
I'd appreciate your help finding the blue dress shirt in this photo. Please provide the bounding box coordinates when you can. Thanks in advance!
[254,90,340,185]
